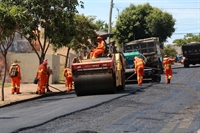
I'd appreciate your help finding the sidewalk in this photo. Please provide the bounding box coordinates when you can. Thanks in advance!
[0,83,68,107]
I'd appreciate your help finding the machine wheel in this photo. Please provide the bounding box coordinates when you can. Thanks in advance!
[74,71,115,96]
[75,90,84,97]
[117,70,125,90]
[184,61,189,68]
[109,73,117,94]
[152,75,161,83]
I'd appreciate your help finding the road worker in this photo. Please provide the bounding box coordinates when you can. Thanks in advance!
[163,55,175,84]
[9,60,22,94]
[36,59,48,94]
[90,36,106,58]
[63,67,73,92]
[134,56,146,86]
[46,66,53,92]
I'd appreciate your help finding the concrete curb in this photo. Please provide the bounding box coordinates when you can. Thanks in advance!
[0,91,67,108]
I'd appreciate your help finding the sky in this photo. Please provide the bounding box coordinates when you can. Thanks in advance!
[77,0,200,44]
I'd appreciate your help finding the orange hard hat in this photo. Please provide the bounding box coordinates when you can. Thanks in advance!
[43,59,48,65]
[97,36,102,40]
[134,56,139,60]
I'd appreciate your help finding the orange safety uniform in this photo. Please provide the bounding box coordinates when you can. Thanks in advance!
[46,67,53,92]
[90,36,105,58]
[63,67,73,92]
[9,61,21,94]
[163,57,175,84]
[36,60,48,94]
[134,57,146,86]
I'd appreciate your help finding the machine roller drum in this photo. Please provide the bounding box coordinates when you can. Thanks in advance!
[74,72,116,96]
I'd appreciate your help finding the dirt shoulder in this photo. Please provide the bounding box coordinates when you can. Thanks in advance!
[0,83,67,107]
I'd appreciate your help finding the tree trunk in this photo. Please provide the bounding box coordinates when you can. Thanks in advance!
[1,55,8,101]
[40,52,46,65]
[65,48,71,68]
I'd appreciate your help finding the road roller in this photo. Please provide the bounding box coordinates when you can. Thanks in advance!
[71,48,126,96]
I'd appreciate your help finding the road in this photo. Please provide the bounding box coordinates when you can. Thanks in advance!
[0,64,200,133]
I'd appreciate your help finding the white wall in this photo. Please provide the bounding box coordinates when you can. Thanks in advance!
[5,53,60,84]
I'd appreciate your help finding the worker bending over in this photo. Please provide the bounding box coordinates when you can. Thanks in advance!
[36,59,48,94]
[163,55,175,84]
[134,56,146,86]
[90,36,106,58]
[63,67,73,92]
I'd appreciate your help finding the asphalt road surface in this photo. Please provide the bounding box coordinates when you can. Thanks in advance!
[0,64,200,133]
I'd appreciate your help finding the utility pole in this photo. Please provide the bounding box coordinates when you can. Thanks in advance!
[108,0,113,53]
[116,8,119,17]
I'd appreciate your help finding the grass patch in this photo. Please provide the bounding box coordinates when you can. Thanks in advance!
[60,66,65,82]
[0,82,11,88]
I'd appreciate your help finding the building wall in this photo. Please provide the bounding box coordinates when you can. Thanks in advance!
[1,53,60,84]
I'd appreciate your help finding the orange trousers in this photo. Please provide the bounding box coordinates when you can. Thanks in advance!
[136,66,144,85]
[65,77,73,92]
[90,49,104,58]
[46,75,50,91]
[37,80,46,94]
[11,77,20,93]
[164,67,172,83]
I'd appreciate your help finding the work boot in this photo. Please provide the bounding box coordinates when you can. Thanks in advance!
[12,92,14,94]
[47,89,52,92]
[66,89,72,92]
[168,79,170,84]
[17,92,21,94]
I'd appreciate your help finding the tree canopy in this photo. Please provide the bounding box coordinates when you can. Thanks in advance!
[95,19,106,31]
[161,45,177,57]
[114,3,176,48]
[173,33,200,46]
[0,2,28,101]
[3,0,84,64]
[51,14,97,67]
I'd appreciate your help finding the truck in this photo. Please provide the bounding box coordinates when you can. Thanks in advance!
[123,37,163,83]
[182,42,200,68]
[71,34,126,96]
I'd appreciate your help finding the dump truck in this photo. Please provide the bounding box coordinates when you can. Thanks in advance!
[71,34,126,96]
[182,42,200,67]
[123,37,162,83]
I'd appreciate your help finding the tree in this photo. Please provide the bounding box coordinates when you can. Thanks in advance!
[4,0,84,64]
[114,3,176,48]
[161,45,177,58]
[0,2,28,101]
[173,33,200,46]
[95,19,106,30]
[94,19,111,32]
[51,14,97,67]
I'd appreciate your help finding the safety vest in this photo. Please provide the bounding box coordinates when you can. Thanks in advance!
[98,41,106,50]
[164,64,171,67]
[163,58,171,68]
[135,59,145,67]
[136,61,144,67]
